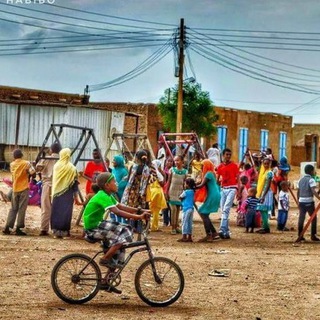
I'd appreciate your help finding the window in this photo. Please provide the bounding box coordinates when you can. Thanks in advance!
[239,128,249,162]
[260,129,269,152]
[217,126,227,151]
[279,132,287,159]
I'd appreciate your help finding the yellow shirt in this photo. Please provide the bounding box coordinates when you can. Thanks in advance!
[191,159,202,173]
[10,159,32,192]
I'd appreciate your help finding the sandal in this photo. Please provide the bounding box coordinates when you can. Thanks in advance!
[177,238,189,242]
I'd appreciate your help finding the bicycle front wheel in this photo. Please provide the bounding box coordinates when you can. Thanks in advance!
[51,253,101,304]
[135,257,184,307]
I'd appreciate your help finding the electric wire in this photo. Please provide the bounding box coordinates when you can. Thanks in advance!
[188,28,320,78]
[0,2,173,31]
[190,45,320,95]
[43,2,176,27]
[88,40,173,92]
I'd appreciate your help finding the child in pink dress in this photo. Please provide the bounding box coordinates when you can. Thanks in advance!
[236,175,249,227]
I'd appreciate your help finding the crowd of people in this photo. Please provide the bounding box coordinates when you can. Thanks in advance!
[1,142,320,247]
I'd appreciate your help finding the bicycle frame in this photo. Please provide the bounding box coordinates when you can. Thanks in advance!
[80,228,162,284]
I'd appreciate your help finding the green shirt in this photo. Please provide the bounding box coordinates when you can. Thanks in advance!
[83,190,118,230]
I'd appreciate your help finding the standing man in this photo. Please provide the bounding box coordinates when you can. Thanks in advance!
[216,148,239,239]
[3,149,35,236]
[36,142,61,236]
[82,149,107,196]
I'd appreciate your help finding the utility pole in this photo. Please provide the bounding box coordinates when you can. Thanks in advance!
[176,18,185,135]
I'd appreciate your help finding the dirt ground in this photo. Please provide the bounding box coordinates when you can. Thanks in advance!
[1,167,320,320]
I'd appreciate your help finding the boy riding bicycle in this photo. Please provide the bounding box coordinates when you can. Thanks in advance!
[83,172,150,269]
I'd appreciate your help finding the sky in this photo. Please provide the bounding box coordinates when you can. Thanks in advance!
[1,0,320,124]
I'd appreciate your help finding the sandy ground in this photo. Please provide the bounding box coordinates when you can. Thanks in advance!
[1,167,320,320]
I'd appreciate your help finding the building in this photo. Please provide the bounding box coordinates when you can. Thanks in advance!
[0,85,298,169]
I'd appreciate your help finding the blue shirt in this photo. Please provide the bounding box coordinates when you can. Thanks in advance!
[179,189,195,211]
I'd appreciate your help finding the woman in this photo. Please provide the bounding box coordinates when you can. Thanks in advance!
[121,150,151,209]
[51,148,81,238]
[112,154,128,202]
[196,159,221,242]
[256,158,274,234]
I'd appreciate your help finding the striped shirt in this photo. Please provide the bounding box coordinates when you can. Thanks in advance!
[245,196,260,210]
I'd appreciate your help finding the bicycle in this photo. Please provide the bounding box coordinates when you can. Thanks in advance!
[51,221,185,307]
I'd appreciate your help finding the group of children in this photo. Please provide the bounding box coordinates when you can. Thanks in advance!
[237,178,290,233]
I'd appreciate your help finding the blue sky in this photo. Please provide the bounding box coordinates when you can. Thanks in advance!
[1,0,320,124]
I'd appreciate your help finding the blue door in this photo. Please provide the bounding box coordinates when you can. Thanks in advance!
[279,131,287,159]
[260,129,269,153]
[218,126,227,151]
[239,128,249,162]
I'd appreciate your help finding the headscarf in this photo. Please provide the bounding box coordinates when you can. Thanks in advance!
[113,155,128,183]
[279,156,291,172]
[52,148,77,198]
[195,159,215,202]
[256,161,271,198]
[113,155,128,200]
[202,159,215,176]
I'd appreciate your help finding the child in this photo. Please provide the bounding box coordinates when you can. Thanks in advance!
[236,175,249,227]
[297,164,320,241]
[244,187,259,233]
[178,178,196,242]
[149,160,167,232]
[166,155,188,235]
[277,181,290,231]
[83,172,150,276]
[189,151,203,182]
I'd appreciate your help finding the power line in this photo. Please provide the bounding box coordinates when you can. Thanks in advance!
[213,98,320,105]
[190,27,320,36]
[88,41,173,91]
[190,45,320,95]
[0,2,173,31]
[188,28,320,77]
[43,2,176,27]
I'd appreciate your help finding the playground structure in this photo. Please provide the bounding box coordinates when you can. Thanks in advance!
[105,133,155,161]
[35,124,107,208]
[35,124,106,170]
[158,132,205,159]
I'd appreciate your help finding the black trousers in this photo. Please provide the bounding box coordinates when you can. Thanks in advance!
[298,202,317,236]
[199,213,217,235]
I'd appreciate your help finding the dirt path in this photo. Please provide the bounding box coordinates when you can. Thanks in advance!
[1,168,320,320]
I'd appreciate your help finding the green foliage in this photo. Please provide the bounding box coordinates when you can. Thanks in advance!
[157,82,218,137]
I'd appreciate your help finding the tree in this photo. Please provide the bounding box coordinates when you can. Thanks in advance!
[157,82,218,137]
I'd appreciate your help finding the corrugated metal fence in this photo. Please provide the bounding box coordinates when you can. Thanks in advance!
[0,103,124,171]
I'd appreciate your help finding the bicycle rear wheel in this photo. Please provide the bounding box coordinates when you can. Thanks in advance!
[134,257,184,307]
[51,253,101,304]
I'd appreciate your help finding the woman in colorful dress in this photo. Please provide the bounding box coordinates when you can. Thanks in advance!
[256,158,274,234]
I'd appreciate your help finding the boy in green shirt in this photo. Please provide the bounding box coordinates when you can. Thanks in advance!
[83,172,150,269]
